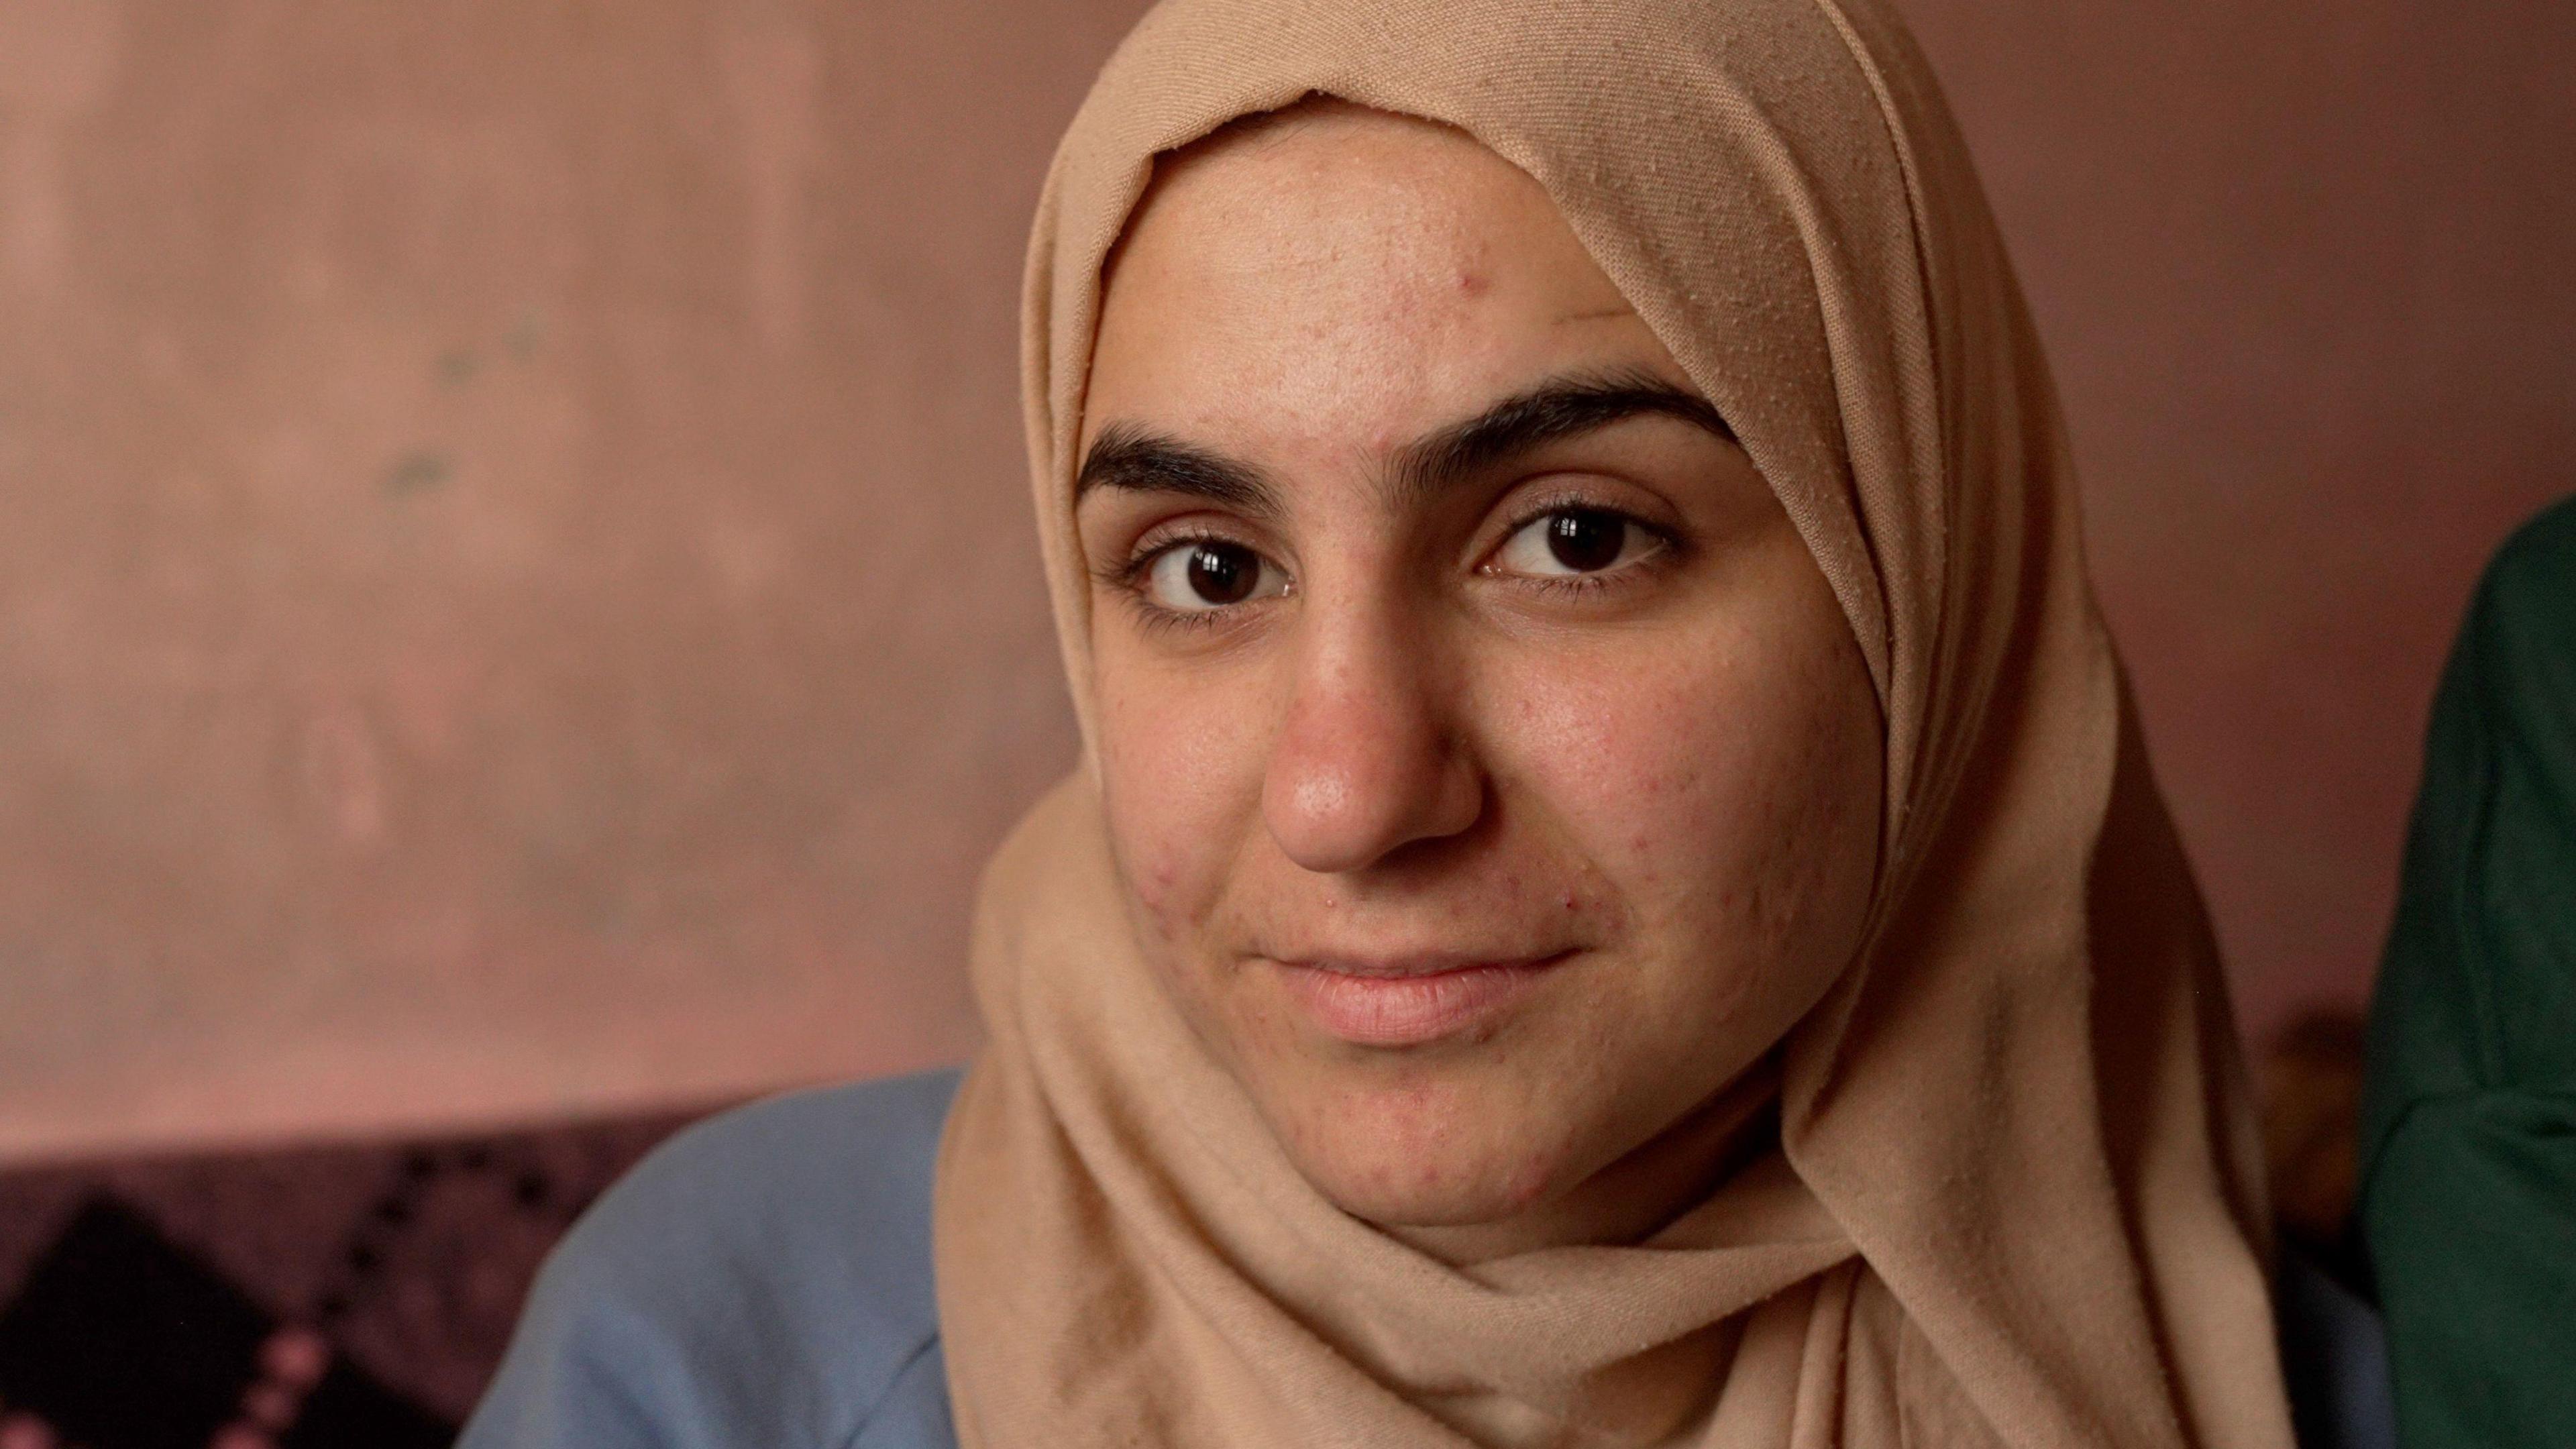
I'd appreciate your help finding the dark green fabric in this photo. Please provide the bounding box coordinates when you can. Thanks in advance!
[2361,493,2576,1449]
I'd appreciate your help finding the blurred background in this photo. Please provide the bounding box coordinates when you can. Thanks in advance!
[0,0,2567,1423]
[11,0,2575,1165]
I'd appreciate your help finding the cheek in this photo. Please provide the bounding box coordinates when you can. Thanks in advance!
[1089,643,1271,941]
[1495,608,1882,965]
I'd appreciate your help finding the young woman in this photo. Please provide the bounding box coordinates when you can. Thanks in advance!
[466,0,2310,1444]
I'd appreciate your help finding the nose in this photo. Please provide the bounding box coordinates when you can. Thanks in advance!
[1261,603,1484,875]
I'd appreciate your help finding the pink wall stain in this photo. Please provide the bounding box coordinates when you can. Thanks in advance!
[720,11,826,353]
[0,0,125,289]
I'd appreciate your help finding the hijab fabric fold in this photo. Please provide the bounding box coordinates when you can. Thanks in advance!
[934,1,2294,1444]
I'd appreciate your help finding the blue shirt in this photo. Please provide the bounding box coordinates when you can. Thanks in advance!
[463,1067,2391,1448]
[460,1069,961,1449]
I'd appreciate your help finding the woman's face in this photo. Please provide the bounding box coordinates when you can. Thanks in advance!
[1076,106,1882,1246]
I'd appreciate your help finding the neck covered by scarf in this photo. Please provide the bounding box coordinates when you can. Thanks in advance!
[932,1,2294,1444]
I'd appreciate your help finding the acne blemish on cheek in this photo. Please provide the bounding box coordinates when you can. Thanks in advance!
[1456,270,1490,297]
[1125,851,1189,932]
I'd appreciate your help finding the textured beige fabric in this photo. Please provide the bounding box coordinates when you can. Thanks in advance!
[932,0,2295,1444]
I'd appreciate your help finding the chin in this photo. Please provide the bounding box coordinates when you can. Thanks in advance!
[1256,1059,1574,1228]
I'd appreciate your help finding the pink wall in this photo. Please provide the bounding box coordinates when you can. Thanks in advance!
[0,0,1119,1160]
[3,0,2567,1160]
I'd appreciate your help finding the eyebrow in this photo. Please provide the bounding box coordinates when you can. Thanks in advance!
[1390,367,1734,507]
[1075,422,1278,515]
[1072,367,1735,513]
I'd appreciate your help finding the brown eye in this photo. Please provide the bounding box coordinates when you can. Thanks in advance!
[1492,507,1660,580]
[1143,539,1288,612]
[1545,510,1625,572]
[1188,543,1257,603]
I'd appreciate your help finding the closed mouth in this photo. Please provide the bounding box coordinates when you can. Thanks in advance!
[1267,950,1574,1048]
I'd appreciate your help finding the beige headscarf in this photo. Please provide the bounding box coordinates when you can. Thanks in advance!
[932,0,2294,1444]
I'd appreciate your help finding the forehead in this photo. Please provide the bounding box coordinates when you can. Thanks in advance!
[1081,105,1678,466]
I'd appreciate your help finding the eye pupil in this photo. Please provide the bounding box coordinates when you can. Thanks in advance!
[1545,510,1625,572]
[1186,543,1258,604]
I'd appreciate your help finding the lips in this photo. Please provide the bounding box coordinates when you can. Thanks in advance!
[1269,951,1570,1048]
